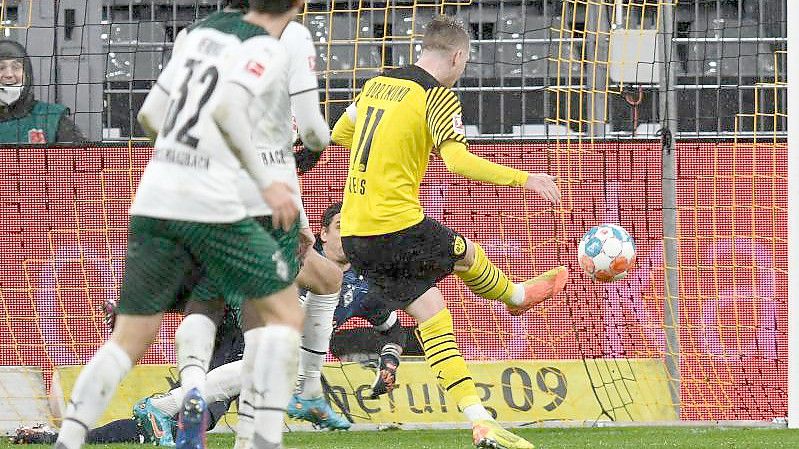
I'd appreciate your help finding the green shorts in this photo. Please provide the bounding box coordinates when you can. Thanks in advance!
[117,216,299,315]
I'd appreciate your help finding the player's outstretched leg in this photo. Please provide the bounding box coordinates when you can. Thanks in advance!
[370,342,401,399]
[288,250,351,430]
[410,295,534,449]
[455,240,567,316]
[369,311,404,398]
[134,396,177,446]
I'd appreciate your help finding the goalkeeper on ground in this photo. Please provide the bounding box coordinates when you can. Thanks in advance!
[331,15,568,449]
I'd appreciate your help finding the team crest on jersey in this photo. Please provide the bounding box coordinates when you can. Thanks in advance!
[453,235,466,257]
[246,60,265,77]
[452,114,465,135]
[28,129,46,144]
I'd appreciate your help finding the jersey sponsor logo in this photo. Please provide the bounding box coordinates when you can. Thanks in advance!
[363,81,411,102]
[28,129,46,144]
[452,114,465,135]
[152,148,210,170]
[246,60,266,77]
[453,235,466,257]
[317,359,676,424]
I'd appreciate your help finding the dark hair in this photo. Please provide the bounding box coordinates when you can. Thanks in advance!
[248,0,294,13]
[320,202,342,229]
[422,15,470,52]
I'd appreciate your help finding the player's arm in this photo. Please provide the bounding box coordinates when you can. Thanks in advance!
[283,24,330,173]
[137,82,170,141]
[286,25,329,152]
[427,87,560,203]
[137,32,188,141]
[213,41,298,229]
[331,101,357,149]
[438,141,527,186]
[212,83,271,188]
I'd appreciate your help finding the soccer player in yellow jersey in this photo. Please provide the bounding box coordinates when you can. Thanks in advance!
[331,15,567,449]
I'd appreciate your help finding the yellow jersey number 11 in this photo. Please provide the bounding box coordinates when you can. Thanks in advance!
[348,106,384,195]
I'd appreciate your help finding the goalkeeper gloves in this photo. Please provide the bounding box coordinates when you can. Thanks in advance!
[294,146,323,174]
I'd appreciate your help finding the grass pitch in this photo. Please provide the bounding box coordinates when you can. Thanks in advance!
[4,427,799,449]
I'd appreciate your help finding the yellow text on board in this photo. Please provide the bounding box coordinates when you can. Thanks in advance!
[52,359,675,427]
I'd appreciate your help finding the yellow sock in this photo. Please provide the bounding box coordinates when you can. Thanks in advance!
[456,242,516,305]
[418,308,481,410]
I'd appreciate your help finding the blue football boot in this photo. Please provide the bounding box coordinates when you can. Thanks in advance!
[133,396,176,447]
[286,394,351,430]
[175,388,208,449]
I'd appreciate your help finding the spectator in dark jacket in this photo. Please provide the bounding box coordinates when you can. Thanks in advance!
[0,40,84,143]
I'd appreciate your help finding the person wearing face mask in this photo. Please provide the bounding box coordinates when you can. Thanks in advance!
[0,40,85,144]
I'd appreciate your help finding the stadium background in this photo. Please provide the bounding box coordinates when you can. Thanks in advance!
[0,0,789,427]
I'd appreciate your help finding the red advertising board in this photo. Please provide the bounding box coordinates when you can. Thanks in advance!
[0,141,786,420]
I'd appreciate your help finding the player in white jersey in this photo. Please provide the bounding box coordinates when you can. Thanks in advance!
[134,2,350,440]
[233,16,355,440]
[53,2,305,449]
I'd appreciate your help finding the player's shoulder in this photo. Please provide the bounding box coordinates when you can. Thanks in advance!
[192,11,268,43]
[280,20,313,44]
[187,10,241,33]
[382,65,441,91]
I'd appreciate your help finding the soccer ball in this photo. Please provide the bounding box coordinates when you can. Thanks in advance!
[577,224,636,282]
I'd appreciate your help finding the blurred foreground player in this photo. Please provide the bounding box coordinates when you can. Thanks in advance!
[331,15,567,449]
[53,1,304,449]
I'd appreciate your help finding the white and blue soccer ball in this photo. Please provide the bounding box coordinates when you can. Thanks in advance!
[577,224,636,283]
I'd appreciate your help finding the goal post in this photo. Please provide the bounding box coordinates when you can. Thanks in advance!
[786,0,798,430]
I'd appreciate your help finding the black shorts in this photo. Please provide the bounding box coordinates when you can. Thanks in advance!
[342,217,467,310]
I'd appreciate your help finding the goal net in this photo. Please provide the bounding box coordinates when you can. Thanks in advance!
[0,0,788,430]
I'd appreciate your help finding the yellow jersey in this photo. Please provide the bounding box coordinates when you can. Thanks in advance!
[339,66,467,237]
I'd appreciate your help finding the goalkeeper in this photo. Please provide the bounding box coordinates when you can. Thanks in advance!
[293,201,407,403]
[331,15,567,449]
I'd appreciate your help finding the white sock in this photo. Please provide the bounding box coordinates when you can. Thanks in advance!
[175,314,216,399]
[380,342,402,360]
[298,291,338,399]
[233,328,263,449]
[152,360,243,418]
[56,341,132,449]
[205,360,242,402]
[463,404,493,423]
[252,325,300,446]
[151,388,181,417]
[373,311,398,332]
[509,283,525,306]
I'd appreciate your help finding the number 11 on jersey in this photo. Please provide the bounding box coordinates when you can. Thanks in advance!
[348,106,384,195]
[352,106,384,172]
